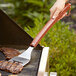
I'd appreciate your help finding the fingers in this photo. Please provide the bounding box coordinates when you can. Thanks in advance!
[50,0,65,19]
[52,9,60,18]
[50,6,62,19]
[58,12,67,21]
[61,12,67,19]
[50,8,66,19]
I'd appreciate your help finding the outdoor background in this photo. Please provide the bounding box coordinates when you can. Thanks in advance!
[0,0,76,76]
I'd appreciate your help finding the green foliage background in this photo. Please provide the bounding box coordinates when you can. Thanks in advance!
[0,0,76,76]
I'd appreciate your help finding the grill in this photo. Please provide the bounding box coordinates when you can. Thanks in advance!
[0,9,49,76]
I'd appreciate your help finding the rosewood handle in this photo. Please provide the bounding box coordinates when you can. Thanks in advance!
[30,3,71,47]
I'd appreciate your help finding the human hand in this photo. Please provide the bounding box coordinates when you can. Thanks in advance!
[50,0,67,18]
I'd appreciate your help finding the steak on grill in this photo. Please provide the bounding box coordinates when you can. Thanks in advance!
[0,60,4,69]
[6,61,13,72]
[0,60,23,74]
[0,48,20,60]
[13,63,23,74]
[0,48,23,73]
[0,61,8,70]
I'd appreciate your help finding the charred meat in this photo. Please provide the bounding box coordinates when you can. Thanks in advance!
[0,60,23,74]
[0,61,8,70]
[0,48,20,60]
[13,63,23,74]
[0,48,23,74]
[6,61,13,72]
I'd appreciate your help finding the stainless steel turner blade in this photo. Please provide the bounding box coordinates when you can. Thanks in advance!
[9,46,34,66]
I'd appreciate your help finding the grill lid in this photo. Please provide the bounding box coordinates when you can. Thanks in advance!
[0,9,42,49]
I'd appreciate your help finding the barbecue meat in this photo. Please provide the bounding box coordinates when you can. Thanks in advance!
[0,48,23,74]
[9,62,23,74]
[0,60,4,69]
[13,63,23,74]
[6,61,13,72]
[0,48,20,60]
[0,61,8,70]
[0,60,23,74]
[9,62,19,73]
[0,48,1,50]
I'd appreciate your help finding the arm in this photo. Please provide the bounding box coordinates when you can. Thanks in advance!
[50,0,69,18]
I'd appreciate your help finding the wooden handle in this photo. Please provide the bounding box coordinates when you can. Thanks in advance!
[30,3,71,47]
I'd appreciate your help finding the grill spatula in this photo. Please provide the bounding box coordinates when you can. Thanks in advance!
[9,3,71,66]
